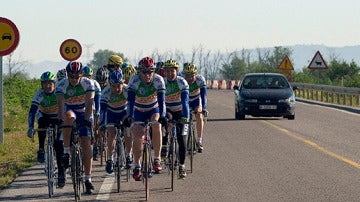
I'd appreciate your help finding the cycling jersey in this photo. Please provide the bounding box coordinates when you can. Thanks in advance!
[188,75,207,109]
[127,74,166,118]
[93,79,101,115]
[55,77,95,113]
[100,84,128,125]
[165,76,190,118]
[28,89,58,128]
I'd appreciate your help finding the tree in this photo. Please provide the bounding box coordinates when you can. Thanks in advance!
[219,55,247,80]
[4,53,29,79]
[89,49,127,70]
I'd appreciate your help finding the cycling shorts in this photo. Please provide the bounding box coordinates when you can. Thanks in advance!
[189,98,201,111]
[69,109,93,137]
[106,110,127,125]
[134,107,159,122]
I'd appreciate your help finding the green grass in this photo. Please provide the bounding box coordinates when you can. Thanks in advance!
[0,77,39,189]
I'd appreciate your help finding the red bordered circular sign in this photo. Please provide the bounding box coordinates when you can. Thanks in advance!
[59,39,82,61]
[0,17,20,56]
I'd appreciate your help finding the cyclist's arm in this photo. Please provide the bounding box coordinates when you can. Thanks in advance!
[85,92,95,121]
[127,90,135,117]
[157,91,166,118]
[28,104,38,128]
[181,90,190,119]
[200,87,207,109]
[94,92,101,116]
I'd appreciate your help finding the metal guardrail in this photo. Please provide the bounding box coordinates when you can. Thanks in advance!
[292,82,360,107]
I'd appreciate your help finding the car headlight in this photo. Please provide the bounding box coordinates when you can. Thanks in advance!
[278,95,296,104]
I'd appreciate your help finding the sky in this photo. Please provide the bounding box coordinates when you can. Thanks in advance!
[1,0,360,67]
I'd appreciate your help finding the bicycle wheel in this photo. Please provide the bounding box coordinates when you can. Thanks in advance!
[188,123,196,173]
[46,142,54,198]
[115,137,124,193]
[170,137,175,191]
[75,149,82,201]
[142,143,150,201]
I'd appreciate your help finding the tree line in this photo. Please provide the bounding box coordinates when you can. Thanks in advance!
[4,45,360,88]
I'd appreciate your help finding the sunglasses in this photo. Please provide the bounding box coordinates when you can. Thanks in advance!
[69,74,81,79]
[184,74,195,78]
[141,70,154,75]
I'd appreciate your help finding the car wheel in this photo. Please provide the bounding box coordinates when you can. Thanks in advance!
[287,113,295,120]
[235,109,245,120]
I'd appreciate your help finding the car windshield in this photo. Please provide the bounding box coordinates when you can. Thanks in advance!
[242,75,289,89]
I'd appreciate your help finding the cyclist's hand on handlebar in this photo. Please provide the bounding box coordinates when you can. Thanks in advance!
[99,124,107,132]
[158,116,168,126]
[26,127,34,139]
[202,109,209,117]
[82,120,92,128]
[123,116,134,128]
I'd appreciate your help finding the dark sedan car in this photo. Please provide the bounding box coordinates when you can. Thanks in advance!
[233,73,297,120]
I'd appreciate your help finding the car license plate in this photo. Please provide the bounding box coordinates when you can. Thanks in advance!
[259,105,277,110]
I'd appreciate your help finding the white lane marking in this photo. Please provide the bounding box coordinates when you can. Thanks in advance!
[298,102,360,116]
[96,175,115,201]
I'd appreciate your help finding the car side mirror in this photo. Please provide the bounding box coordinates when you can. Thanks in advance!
[292,86,298,91]
[233,85,239,90]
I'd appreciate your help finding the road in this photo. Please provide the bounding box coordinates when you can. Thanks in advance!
[2,89,360,201]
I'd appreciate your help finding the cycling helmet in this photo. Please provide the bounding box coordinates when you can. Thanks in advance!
[164,59,179,69]
[95,67,109,83]
[109,70,124,84]
[108,55,123,66]
[122,63,137,81]
[66,61,83,75]
[183,62,197,74]
[83,65,93,76]
[138,57,155,69]
[156,61,164,70]
[56,69,67,81]
[40,71,56,83]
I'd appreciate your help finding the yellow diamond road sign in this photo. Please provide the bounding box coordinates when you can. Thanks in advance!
[279,55,294,70]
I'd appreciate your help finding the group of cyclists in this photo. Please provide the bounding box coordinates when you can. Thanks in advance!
[26,54,208,195]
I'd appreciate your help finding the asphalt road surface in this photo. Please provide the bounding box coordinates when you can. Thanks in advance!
[2,89,360,201]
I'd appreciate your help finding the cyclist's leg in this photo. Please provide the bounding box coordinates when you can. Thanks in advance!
[62,110,76,153]
[131,110,145,180]
[192,98,204,150]
[150,110,162,172]
[37,117,48,163]
[105,124,116,174]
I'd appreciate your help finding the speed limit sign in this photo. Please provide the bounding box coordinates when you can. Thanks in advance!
[59,39,82,61]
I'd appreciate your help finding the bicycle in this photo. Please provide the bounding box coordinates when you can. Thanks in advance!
[187,111,197,173]
[164,118,180,191]
[133,120,155,201]
[33,125,58,198]
[61,123,84,202]
[114,122,126,193]
[99,130,108,167]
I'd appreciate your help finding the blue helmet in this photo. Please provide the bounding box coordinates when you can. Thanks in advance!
[83,65,93,76]
[109,70,124,84]
[40,71,56,83]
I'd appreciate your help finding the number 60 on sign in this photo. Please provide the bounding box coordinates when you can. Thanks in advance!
[59,39,82,61]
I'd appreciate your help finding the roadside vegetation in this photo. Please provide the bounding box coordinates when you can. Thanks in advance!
[0,77,39,189]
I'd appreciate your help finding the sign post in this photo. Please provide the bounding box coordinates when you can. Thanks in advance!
[0,17,20,144]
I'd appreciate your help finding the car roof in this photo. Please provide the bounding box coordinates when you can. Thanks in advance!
[243,73,285,77]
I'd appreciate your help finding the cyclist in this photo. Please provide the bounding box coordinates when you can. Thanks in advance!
[107,55,123,73]
[122,63,137,84]
[163,59,190,178]
[83,65,102,160]
[182,63,208,152]
[55,61,95,194]
[155,61,165,77]
[95,66,109,90]
[99,70,132,174]
[127,56,167,181]
[26,71,66,187]
[56,68,67,82]
[121,62,137,167]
